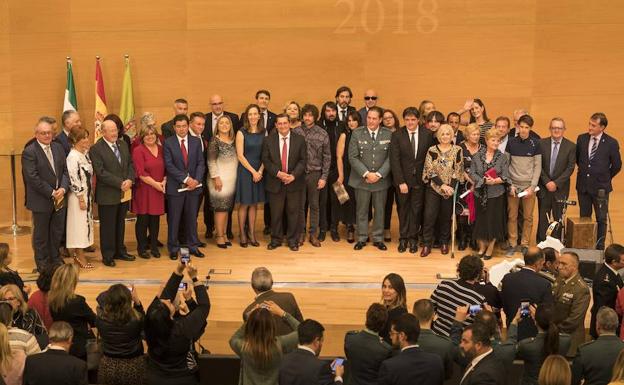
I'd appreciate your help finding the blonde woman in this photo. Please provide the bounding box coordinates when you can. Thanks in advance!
[610,349,624,385]
[0,323,25,385]
[0,285,46,347]
[208,115,238,248]
[538,355,571,385]
[0,244,29,300]
[48,264,96,360]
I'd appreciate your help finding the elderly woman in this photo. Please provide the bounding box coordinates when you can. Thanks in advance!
[421,124,464,257]
[0,285,47,349]
[469,128,511,259]
[131,124,166,259]
[456,123,482,250]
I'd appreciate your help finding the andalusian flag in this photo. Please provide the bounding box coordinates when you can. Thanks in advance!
[63,57,78,111]
[94,56,108,139]
[119,55,135,137]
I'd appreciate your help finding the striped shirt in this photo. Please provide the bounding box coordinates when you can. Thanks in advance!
[430,279,486,337]
[8,327,41,355]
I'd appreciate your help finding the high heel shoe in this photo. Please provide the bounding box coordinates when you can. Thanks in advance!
[239,236,248,248]
[216,235,227,249]
[249,239,260,247]
[73,256,94,269]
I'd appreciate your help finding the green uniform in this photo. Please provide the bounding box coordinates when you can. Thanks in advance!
[552,273,591,356]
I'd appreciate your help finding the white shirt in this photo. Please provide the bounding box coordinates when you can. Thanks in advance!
[499,135,509,153]
[189,130,204,152]
[407,127,420,159]
[461,349,493,385]
[260,109,269,131]
[367,127,379,140]
[176,134,190,182]
[339,107,348,121]
[400,344,419,352]
[278,133,291,175]
[589,132,603,158]
[606,262,619,276]
[103,137,118,153]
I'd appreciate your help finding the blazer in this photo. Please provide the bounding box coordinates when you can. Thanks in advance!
[416,329,456,380]
[23,348,87,385]
[241,110,277,134]
[279,348,341,385]
[90,138,135,205]
[344,329,392,385]
[460,351,505,385]
[390,127,434,188]
[262,131,307,193]
[576,132,622,194]
[348,127,393,192]
[590,264,624,338]
[538,137,576,197]
[377,347,444,385]
[242,290,304,335]
[204,111,242,141]
[55,130,71,156]
[572,335,624,385]
[49,295,96,359]
[517,332,572,385]
[163,134,205,196]
[22,141,70,213]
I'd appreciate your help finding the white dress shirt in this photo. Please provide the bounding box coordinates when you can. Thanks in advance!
[278,133,291,175]
[407,127,420,159]
[588,132,603,158]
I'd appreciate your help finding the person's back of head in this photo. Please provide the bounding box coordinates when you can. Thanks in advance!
[412,299,434,328]
[48,321,74,351]
[596,306,619,336]
[364,303,388,334]
[474,310,499,340]
[538,355,571,385]
[392,313,421,349]
[457,255,483,282]
[251,267,273,294]
[243,308,277,369]
[604,244,624,268]
[102,284,136,325]
[611,349,624,383]
[0,303,13,327]
[298,319,325,355]
[524,247,545,269]
[35,265,57,293]
[534,303,560,357]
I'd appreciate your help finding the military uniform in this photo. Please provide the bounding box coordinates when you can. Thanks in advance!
[538,269,556,284]
[590,263,624,339]
[571,335,624,385]
[348,126,392,242]
[344,329,392,385]
[552,273,591,356]
[418,329,457,380]
[517,332,572,385]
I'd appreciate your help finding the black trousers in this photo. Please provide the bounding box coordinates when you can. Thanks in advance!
[578,190,609,249]
[135,214,160,253]
[269,189,301,247]
[32,208,66,271]
[422,187,453,245]
[384,185,397,230]
[98,202,129,263]
[396,184,425,241]
[537,190,566,243]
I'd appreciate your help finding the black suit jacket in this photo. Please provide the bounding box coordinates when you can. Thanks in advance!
[161,118,175,138]
[56,130,71,156]
[22,141,70,212]
[262,131,307,193]
[241,109,277,134]
[344,329,392,385]
[590,264,624,338]
[576,132,622,194]
[242,290,304,335]
[538,137,576,197]
[90,138,135,205]
[337,105,356,122]
[279,348,341,385]
[23,348,88,385]
[390,127,434,188]
[378,347,444,385]
[204,111,241,141]
[460,351,505,385]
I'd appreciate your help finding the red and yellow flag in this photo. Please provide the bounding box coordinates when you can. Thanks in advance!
[94,56,108,140]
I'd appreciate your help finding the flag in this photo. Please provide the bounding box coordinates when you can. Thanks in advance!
[119,55,136,138]
[63,58,78,112]
[94,56,108,140]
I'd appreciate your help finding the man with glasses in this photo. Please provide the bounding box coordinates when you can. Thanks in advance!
[536,117,576,242]
[204,94,241,142]
[358,89,381,122]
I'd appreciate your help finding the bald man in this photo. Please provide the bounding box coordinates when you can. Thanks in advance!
[358,89,382,123]
[204,94,240,142]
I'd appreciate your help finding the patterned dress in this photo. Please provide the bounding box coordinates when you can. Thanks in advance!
[207,137,238,211]
[66,148,93,248]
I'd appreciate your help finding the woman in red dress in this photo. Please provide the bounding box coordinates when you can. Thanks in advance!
[131,125,166,258]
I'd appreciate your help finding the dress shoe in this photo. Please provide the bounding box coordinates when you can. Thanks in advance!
[347,229,355,243]
[169,252,178,260]
[83,245,96,253]
[190,249,205,258]
[138,251,151,259]
[239,239,248,248]
[156,240,164,247]
[309,235,321,247]
[263,227,271,235]
[483,254,493,260]
[151,250,161,258]
[216,243,227,249]
[458,239,467,251]
[267,242,281,250]
[330,230,340,242]
[225,241,232,247]
[298,234,305,247]
[289,244,299,251]
[409,240,418,254]
[441,244,449,255]
[354,241,366,250]
[103,259,116,267]
[373,242,387,251]
[397,240,407,253]
[114,253,136,261]
[249,240,260,247]
[318,231,326,242]
[196,241,206,248]
[420,246,431,257]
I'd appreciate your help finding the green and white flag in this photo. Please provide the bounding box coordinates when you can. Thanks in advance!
[63,57,78,111]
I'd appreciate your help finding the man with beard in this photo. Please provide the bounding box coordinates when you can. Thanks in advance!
[335,85,356,123]
[458,323,505,385]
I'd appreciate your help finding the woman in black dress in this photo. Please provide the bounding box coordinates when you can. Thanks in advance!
[336,110,362,243]
[379,273,408,344]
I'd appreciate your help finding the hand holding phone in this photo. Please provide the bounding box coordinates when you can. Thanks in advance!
[468,304,482,316]
[331,358,345,373]
[178,282,188,291]
[520,301,531,318]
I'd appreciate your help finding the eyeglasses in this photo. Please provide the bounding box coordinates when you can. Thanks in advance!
[211,102,224,106]
[364,96,378,101]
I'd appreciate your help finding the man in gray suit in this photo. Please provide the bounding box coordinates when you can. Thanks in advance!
[22,117,69,272]
[537,117,576,242]
[349,106,392,250]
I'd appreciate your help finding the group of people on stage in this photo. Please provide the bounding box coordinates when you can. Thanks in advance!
[21,86,621,269]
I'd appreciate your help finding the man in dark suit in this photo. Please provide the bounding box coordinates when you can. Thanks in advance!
[57,110,82,156]
[242,267,304,335]
[378,313,444,385]
[335,85,356,123]
[590,243,624,339]
[204,94,241,141]
[164,114,205,260]
[23,321,87,385]
[262,114,307,251]
[459,323,505,385]
[390,107,435,254]
[500,247,553,340]
[22,117,70,272]
[572,307,624,385]
[240,89,277,135]
[161,98,188,138]
[90,119,136,267]
[576,112,622,250]
[413,299,456,380]
[357,89,380,123]
[279,319,344,385]
[188,112,211,247]
[537,117,576,242]
[344,303,393,385]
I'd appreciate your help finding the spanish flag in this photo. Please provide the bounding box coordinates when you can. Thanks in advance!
[94,56,108,140]
[119,55,135,138]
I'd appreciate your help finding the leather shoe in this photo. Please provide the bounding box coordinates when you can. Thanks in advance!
[103,259,116,267]
[156,240,164,247]
[409,240,418,254]
[354,241,366,250]
[151,250,161,258]
[197,241,207,248]
[397,240,407,253]
[190,249,205,258]
[114,253,136,261]
[83,245,96,252]
[263,227,271,235]
[289,244,299,251]
[330,230,340,242]
[347,229,355,243]
[373,242,387,251]
[169,252,178,260]
[309,235,321,247]
[420,246,431,257]
[318,231,326,242]
[267,242,281,250]
[138,251,150,259]
[441,244,449,255]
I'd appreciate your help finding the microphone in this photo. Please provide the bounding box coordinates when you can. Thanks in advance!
[556,200,577,206]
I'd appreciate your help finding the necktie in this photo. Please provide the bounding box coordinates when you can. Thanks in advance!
[371,131,376,142]
[410,132,417,157]
[281,137,288,172]
[341,110,346,121]
[112,143,121,164]
[181,138,188,167]
[550,141,559,175]
[589,137,598,161]
[262,112,267,128]
[44,145,56,174]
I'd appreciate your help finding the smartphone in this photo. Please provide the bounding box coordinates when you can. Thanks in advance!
[520,300,530,318]
[331,358,345,372]
[468,304,482,316]
[180,248,190,265]
[178,282,188,291]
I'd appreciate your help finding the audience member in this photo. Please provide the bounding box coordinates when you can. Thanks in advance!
[161,98,189,138]
[540,247,560,283]
[242,267,304,335]
[538,355,572,385]
[379,273,408,344]
[336,110,362,243]
[279,319,344,385]
[0,303,39,356]
[413,299,455,379]
[0,323,25,385]
[26,266,55,330]
[459,323,505,385]
[22,321,88,385]
[572,307,624,385]
[0,285,47,349]
[591,243,624,339]
[610,349,624,385]
[0,244,29,300]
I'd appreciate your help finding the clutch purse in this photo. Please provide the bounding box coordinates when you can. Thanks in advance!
[333,182,350,205]
[484,167,498,179]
